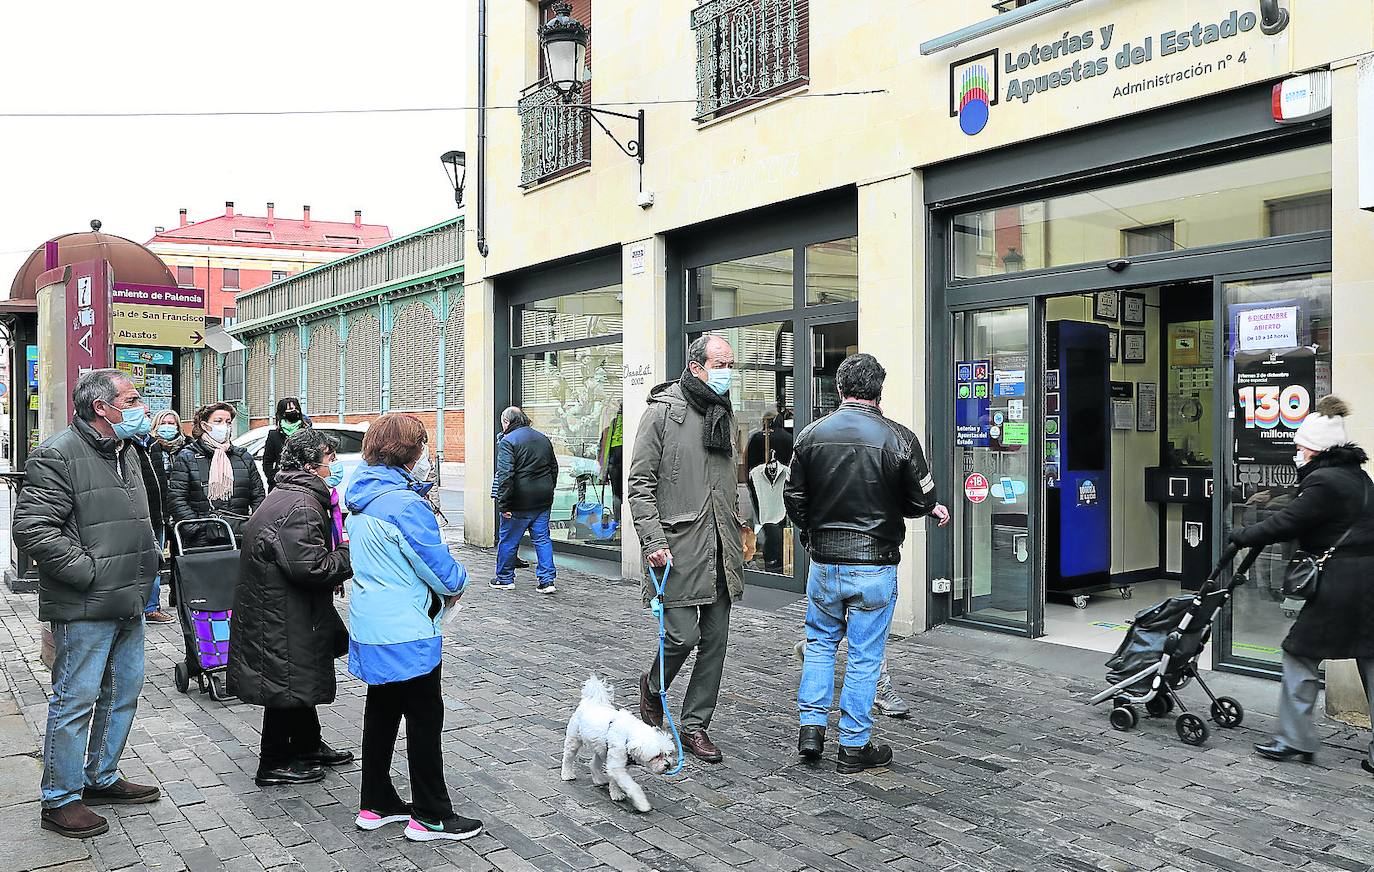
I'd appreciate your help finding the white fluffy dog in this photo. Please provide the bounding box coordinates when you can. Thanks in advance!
[561,675,677,812]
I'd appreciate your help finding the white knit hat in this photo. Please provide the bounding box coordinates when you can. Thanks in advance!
[1294,395,1350,452]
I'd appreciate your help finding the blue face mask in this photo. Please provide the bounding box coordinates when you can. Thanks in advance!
[156,424,179,441]
[705,367,733,396]
[325,460,345,489]
[110,405,147,441]
[134,412,152,438]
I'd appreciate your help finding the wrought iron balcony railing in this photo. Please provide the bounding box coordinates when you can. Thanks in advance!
[692,0,809,122]
[519,80,591,188]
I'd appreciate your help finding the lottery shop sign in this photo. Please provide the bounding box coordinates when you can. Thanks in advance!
[964,473,991,504]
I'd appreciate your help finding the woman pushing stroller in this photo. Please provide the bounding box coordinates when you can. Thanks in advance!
[1230,396,1374,771]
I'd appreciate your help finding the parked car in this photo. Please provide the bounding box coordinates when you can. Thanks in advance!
[234,422,369,508]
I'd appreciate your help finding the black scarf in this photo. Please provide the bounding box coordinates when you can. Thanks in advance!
[679,369,733,455]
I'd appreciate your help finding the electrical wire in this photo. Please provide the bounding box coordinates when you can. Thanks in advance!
[0,90,886,119]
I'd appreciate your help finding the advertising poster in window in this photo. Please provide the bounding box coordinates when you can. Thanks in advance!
[1233,347,1315,464]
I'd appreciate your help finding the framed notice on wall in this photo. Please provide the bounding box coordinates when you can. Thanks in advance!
[1107,328,1120,363]
[1121,291,1147,326]
[1137,382,1158,432]
[1122,330,1148,364]
[1094,290,1120,322]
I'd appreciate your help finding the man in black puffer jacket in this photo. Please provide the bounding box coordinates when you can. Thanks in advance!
[785,353,949,775]
[15,370,163,839]
[492,406,559,592]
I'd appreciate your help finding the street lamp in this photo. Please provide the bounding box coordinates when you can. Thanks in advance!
[439,150,467,209]
[1002,247,1025,273]
[537,2,648,194]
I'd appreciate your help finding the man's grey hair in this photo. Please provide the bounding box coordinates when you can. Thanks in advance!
[281,429,340,472]
[836,353,886,403]
[73,369,132,422]
[688,334,723,367]
[501,406,531,430]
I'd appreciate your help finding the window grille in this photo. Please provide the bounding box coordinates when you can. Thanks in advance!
[389,299,441,411]
[179,357,196,418]
[346,313,382,413]
[275,330,301,400]
[446,295,465,410]
[247,338,270,417]
[308,323,341,415]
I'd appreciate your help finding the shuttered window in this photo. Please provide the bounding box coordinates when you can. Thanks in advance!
[179,357,196,418]
[275,330,301,401]
[308,323,341,415]
[346,313,382,413]
[199,352,220,408]
[445,295,465,411]
[389,299,440,411]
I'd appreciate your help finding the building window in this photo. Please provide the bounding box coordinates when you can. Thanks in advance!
[1122,222,1178,256]
[692,0,809,122]
[1265,191,1333,237]
[520,1,592,188]
[176,266,194,287]
[223,268,240,289]
[992,0,1034,12]
[271,270,288,282]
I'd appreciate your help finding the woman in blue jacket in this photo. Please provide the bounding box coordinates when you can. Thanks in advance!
[344,414,481,843]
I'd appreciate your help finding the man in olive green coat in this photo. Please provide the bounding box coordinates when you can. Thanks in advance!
[629,335,745,763]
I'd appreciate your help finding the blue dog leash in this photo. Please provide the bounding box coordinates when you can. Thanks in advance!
[647,560,685,776]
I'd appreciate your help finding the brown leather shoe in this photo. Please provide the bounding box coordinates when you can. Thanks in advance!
[639,672,664,727]
[683,730,723,763]
[41,802,109,839]
[83,778,161,805]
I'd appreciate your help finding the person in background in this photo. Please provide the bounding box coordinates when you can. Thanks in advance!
[14,369,162,839]
[628,334,747,764]
[229,429,354,787]
[785,353,949,773]
[167,403,264,548]
[263,397,309,491]
[128,413,174,624]
[146,410,187,614]
[345,414,480,842]
[1230,396,1374,770]
[491,406,559,593]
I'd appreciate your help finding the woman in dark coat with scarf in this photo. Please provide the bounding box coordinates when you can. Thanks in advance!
[1231,396,1374,770]
[228,430,354,786]
[168,403,265,548]
[262,396,309,491]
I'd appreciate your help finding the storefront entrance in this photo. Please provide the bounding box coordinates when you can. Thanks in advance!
[926,86,1334,676]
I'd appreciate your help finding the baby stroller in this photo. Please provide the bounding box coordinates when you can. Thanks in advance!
[1088,545,1261,746]
[170,518,241,703]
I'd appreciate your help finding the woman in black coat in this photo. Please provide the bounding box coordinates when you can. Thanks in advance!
[1231,396,1374,770]
[228,429,353,786]
[262,396,309,491]
[167,403,265,548]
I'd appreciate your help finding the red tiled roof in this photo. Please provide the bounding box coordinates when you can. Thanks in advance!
[149,211,391,250]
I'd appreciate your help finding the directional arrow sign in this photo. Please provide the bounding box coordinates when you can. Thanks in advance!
[189,331,204,345]
[111,283,206,348]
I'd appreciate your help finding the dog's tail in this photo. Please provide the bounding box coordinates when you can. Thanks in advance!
[581,674,614,706]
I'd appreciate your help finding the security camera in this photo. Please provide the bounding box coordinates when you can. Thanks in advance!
[1107,259,1131,272]
[637,190,655,209]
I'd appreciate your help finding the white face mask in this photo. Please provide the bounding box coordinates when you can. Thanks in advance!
[208,423,231,442]
[411,452,432,481]
[1294,450,1308,468]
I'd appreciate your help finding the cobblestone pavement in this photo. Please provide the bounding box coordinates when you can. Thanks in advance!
[3,541,1374,872]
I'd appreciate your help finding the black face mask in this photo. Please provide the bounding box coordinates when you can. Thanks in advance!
[283,410,302,423]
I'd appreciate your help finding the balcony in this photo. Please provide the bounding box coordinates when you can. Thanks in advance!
[692,0,809,122]
[519,80,591,188]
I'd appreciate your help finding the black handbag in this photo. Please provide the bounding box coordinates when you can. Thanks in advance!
[1282,484,1369,601]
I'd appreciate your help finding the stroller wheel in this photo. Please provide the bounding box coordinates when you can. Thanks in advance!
[1176,713,1209,746]
[1120,587,1133,600]
[1210,697,1244,728]
[173,662,189,694]
[1145,695,1174,718]
[1109,706,1138,731]
[1073,596,1090,610]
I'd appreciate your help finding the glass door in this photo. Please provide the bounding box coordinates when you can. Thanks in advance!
[1215,271,1333,673]
[950,304,1040,634]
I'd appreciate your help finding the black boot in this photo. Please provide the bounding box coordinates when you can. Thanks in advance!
[837,742,893,774]
[798,726,825,762]
[1254,739,1314,763]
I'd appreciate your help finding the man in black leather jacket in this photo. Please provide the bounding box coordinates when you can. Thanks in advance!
[492,407,559,592]
[785,353,948,774]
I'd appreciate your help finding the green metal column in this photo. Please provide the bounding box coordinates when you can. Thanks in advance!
[337,313,348,424]
[379,299,392,413]
[298,320,310,415]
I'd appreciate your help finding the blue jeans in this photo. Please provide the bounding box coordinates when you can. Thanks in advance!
[145,530,165,614]
[496,510,555,586]
[797,561,898,747]
[43,617,146,808]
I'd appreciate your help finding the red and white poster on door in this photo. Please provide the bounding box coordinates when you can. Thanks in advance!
[964,473,989,504]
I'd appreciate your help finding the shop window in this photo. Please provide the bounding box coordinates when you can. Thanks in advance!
[805,237,858,306]
[953,143,1332,278]
[176,266,194,287]
[690,250,794,321]
[223,268,240,289]
[1122,222,1178,257]
[514,285,623,347]
[1265,191,1333,237]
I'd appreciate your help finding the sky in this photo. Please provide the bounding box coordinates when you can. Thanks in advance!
[0,0,469,293]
